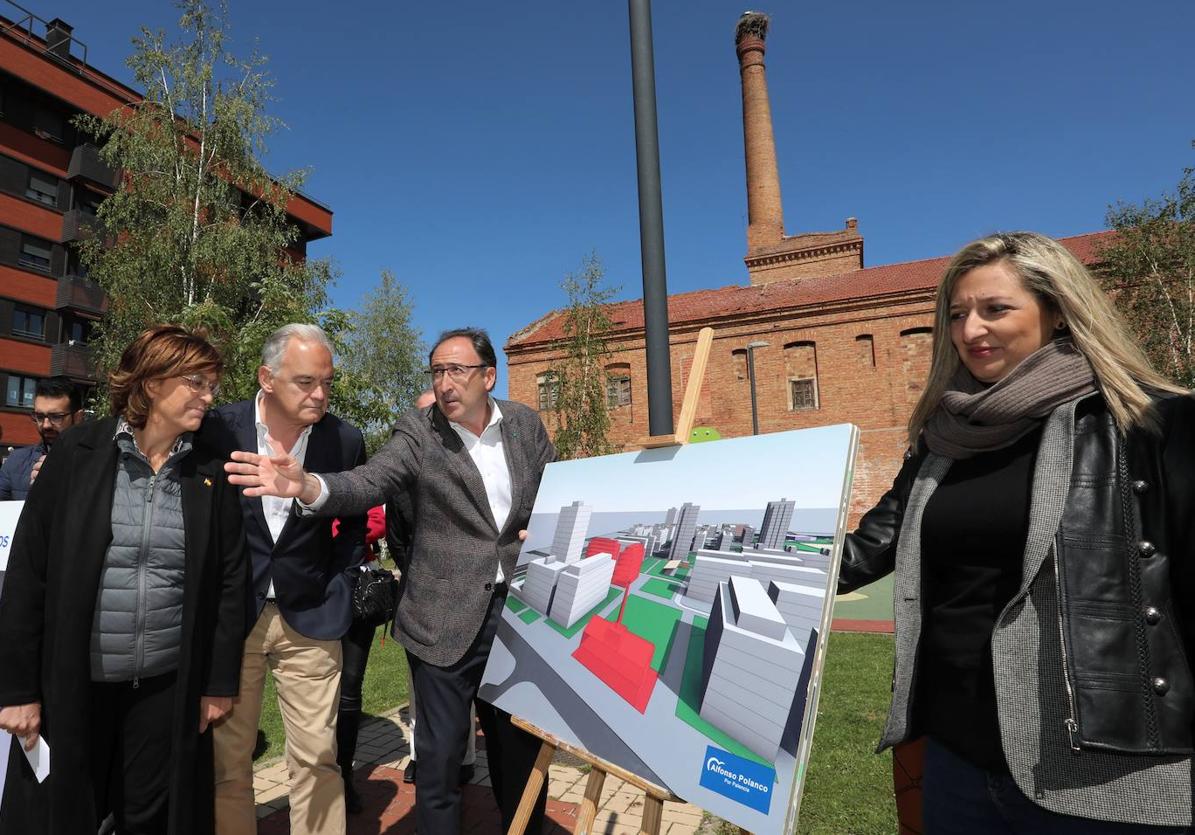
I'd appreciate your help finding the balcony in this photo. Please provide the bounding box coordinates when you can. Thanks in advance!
[67,143,117,190]
[61,208,100,242]
[55,274,107,315]
[49,341,95,379]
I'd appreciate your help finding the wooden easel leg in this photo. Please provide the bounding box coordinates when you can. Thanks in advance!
[507,740,556,835]
[575,769,607,834]
[639,795,664,835]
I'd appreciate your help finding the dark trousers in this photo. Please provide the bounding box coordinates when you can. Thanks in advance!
[923,736,1191,834]
[406,587,548,835]
[337,618,376,778]
[89,671,177,835]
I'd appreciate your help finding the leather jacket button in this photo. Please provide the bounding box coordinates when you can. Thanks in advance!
[1152,677,1170,695]
[1145,607,1163,625]
[484,582,493,591]
[1138,541,1157,558]
[1132,480,1150,494]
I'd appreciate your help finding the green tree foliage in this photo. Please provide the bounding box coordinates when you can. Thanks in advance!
[551,254,618,460]
[75,0,336,407]
[1101,154,1195,388]
[334,270,425,453]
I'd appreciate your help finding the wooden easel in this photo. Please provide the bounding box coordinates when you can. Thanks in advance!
[506,328,726,835]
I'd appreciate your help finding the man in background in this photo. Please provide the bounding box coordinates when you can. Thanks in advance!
[0,376,83,499]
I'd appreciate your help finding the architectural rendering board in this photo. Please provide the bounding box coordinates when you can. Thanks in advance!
[479,425,859,834]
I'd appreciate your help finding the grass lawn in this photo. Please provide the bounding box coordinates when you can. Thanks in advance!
[796,631,895,834]
[255,627,411,764]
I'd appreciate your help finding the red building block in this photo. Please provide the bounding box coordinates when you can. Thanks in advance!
[611,542,646,588]
[572,617,657,713]
[586,537,622,559]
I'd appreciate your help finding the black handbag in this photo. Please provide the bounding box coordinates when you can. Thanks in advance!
[350,565,399,627]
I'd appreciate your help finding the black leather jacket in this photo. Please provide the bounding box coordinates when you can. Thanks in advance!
[840,392,1195,754]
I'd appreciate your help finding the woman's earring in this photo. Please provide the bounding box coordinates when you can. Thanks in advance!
[1055,321,1067,331]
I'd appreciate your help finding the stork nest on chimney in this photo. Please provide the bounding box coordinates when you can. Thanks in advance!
[735,11,770,42]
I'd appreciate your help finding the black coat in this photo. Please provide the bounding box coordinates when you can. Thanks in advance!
[201,401,367,641]
[0,417,249,835]
[840,392,1195,754]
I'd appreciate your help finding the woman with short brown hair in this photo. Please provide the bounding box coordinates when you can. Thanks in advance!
[0,324,248,835]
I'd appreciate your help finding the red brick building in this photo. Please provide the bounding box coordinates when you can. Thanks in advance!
[0,8,332,449]
[504,13,1110,522]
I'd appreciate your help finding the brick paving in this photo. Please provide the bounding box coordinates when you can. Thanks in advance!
[253,705,705,834]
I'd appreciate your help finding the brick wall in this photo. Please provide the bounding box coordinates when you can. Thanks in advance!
[508,294,936,527]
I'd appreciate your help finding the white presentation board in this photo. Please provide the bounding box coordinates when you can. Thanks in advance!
[479,425,858,834]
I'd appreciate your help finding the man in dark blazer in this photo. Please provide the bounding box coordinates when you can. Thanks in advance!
[205,323,366,835]
[227,327,554,835]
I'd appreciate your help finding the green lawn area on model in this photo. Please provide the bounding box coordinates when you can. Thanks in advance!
[640,577,683,599]
[518,608,542,625]
[505,596,528,613]
[604,593,683,671]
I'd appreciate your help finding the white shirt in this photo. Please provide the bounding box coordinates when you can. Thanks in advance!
[256,390,313,597]
[449,400,511,583]
[304,398,511,583]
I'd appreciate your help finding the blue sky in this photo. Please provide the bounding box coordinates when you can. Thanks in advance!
[40,1,1195,398]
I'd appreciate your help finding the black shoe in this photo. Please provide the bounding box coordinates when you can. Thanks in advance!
[403,760,417,784]
[458,764,475,786]
[344,778,364,815]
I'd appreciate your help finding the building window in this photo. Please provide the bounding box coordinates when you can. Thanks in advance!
[19,237,52,272]
[33,107,63,142]
[789,378,818,411]
[12,304,45,340]
[855,334,875,367]
[783,340,818,410]
[607,375,631,408]
[537,372,560,411]
[731,349,748,382]
[75,188,103,216]
[25,171,57,206]
[5,374,37,408]
[63,315,93,345]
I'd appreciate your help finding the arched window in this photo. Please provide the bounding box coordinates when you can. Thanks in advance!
[855,334,875,367]
[899,327,934,401]
[783,341,819,411]
[536,371,560,411]
[606,363,632,408]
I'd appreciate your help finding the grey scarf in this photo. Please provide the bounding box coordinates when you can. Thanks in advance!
[922,338,1096,460]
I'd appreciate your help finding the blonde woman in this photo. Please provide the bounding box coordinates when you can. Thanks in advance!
[840,232,1195,833]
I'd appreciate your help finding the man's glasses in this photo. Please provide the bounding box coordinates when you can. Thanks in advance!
[425,364,488,381]
[30,411,71,425]
[179,374,220,398]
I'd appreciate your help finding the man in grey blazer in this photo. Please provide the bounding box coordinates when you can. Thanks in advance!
[227,327,554,834]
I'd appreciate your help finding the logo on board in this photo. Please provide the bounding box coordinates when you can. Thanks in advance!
[698,745,774,813]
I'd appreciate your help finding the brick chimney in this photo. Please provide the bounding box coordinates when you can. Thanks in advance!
[45,18,72,61]
[736,12,784,253]
[735,12,864,286]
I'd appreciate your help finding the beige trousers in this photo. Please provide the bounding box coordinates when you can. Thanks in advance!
[213,603,345,835]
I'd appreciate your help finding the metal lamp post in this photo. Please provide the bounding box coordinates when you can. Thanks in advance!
[746,340,769,435]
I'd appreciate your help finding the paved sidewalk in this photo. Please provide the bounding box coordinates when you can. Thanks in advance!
[254,706,706,834]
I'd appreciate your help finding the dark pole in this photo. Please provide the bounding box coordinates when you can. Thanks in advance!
[628,0,673,437]
[747,347,760,436]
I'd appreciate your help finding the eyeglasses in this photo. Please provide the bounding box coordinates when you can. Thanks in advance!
[179,374,220,398]
[30,411,71,425]
[425,364,488,381]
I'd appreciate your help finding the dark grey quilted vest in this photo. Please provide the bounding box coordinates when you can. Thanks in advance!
[89,427,190,683]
